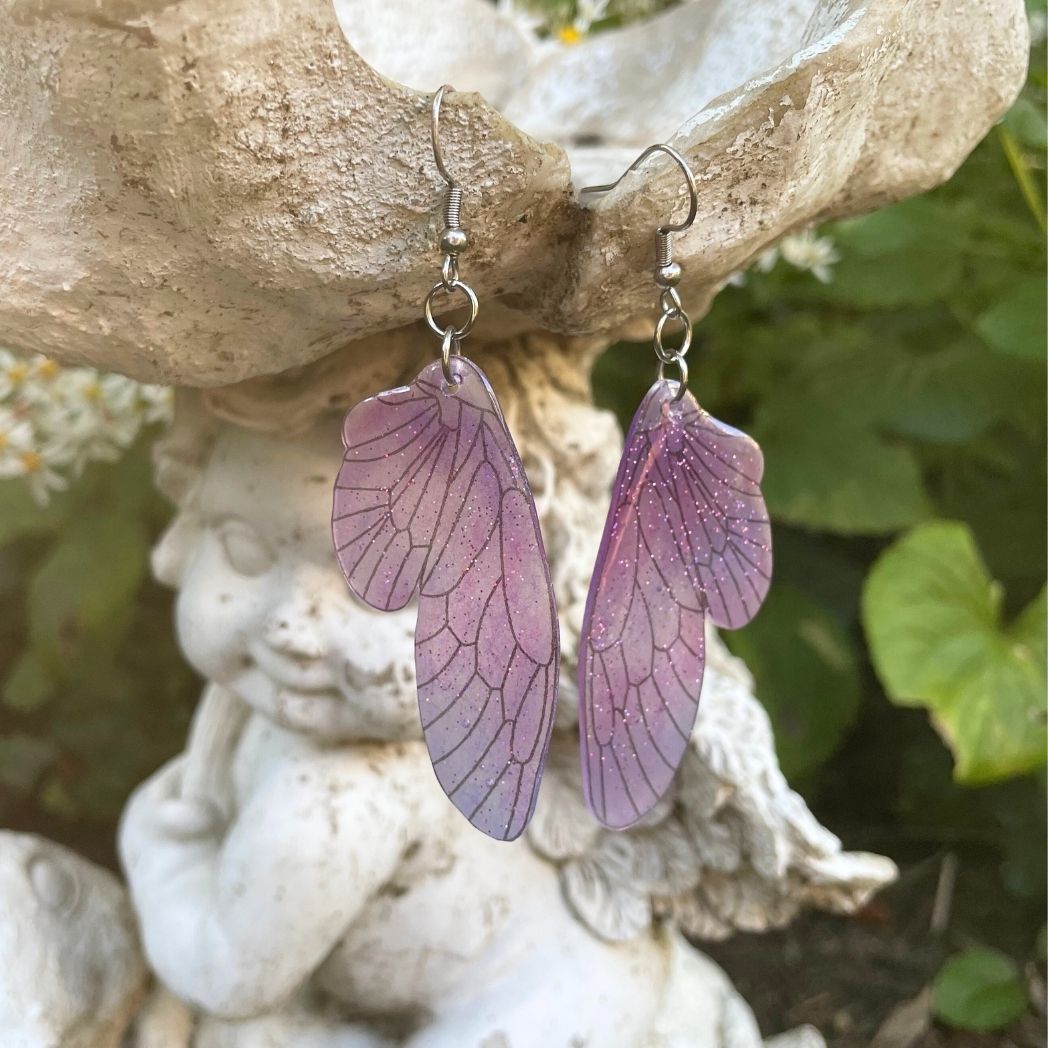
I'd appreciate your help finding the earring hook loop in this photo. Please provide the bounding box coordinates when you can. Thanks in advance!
[431,84,457,188]
[579,143,698,235]
[581,144,698,402]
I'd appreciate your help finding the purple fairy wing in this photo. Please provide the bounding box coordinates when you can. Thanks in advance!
[333,357,559,841]
[578,378,771,830]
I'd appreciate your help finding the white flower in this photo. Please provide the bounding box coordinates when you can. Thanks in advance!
[755,230,840,282]
[18,450,69,505]
[39,370,145,472]
[778,230,840,282]
[138,385,174,426]
[0,349,32,401]
[496,0,548,39]
[0,407,33,452]
[756,246,780,273]
[574,0,610,33]
[0,348,173,501]
[0,438,68,504]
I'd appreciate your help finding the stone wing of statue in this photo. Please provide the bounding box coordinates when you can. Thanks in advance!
[531,637,896,942]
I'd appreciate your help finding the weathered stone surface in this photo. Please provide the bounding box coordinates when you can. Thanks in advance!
[0,0,1027,385]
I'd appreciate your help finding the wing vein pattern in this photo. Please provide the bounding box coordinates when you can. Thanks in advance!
[578,379,771,830]
[333,357,559,841]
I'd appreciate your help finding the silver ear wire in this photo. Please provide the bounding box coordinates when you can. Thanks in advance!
[580,143,697,231]
[580,144,699,401]
[430,85,456,188]
[426,86,478,386]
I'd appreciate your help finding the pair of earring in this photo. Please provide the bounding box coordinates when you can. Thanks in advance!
[332,87,772,841]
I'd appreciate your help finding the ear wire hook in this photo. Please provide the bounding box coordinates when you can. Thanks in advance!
[580,145,699,401]
[430,85,466,267]
[579,143,698,236]
[431,84,457,188]
[426,85,477,385]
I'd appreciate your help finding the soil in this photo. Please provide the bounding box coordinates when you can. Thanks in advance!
[704,854,1047,1048]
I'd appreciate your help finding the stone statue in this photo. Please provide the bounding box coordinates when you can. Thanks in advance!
[0,832,147,1047]
[119,335,893,1046]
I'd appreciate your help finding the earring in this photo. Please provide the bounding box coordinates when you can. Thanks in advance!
[331,87,559,842]
[577,147,772,830]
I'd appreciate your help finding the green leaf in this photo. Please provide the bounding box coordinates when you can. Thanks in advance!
[725,586,862,778]
[0,481,56,545]
[975,277,1047,359]
[933,948,1028,1031]
[1004,97,1048,150]
[2,650,56,712]
[754,401,931,535]
[863,522,1047,783]
[876,344,1021,444]
[934,425,1047,584]
[28,513,148,668]
[813,202,965,309]
[772,332,1018,445]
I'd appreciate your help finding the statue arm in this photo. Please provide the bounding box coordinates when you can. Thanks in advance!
[120,749,417,1018]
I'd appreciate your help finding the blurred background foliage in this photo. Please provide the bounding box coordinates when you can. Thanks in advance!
[0,0,1044,1039]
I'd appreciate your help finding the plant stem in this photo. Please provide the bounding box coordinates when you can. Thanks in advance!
[997,125,1047,235]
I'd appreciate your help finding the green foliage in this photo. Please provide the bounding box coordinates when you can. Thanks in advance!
[0,484,55,546]
[863,522,1046,783]
[724,585,861,780]
[592,26,1046,929]
[754,397,932,534]
[976,276,1047,359]
[933,948,1028,1032]
[0,439,199,828]
[595,98,1047,786]
[28,513,148,669]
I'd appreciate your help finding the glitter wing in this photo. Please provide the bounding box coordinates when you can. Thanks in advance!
[578,378,771,830]
[332,357,559,841]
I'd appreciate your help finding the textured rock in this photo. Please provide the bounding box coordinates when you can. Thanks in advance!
[0,0,1028,384]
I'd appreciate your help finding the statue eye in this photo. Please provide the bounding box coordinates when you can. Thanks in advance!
[216,518,275,577]
[26,854,78,914]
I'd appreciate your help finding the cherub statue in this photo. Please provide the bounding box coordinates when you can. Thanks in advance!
[119,333,894,1047]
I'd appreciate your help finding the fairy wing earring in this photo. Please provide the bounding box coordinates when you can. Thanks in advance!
[577,147,772,830]
[331,87,559,842]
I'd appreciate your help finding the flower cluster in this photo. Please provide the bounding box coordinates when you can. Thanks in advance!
[758,230,841,283]
[0,350,172,505]
[725,229,841,288]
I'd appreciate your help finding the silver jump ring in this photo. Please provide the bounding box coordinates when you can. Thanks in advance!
[657,352,689,401]
[440,326,461,385]
[425,279,479,340]
[654,310,692,364]
[659,287,683,317]
[441,254,460,289]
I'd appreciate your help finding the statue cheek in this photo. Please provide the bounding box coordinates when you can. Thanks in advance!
[174,551,269,677]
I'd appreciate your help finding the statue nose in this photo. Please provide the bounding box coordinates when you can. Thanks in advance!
[263,618,325,661]
[262,593,327,660]
[262,565,354,660]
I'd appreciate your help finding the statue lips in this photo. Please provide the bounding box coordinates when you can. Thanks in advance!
[248,642,340,698]
[233,643,347,737]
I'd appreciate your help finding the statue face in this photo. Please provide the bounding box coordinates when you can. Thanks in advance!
[172,422,419,742]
